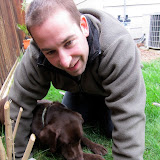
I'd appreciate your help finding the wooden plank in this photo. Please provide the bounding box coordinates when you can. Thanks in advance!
[7,0,21,57]
[0,0,12,73]
[0,0,24,88]
[0,43,7,85]
[0,58,19,100]
[0,15,10,85]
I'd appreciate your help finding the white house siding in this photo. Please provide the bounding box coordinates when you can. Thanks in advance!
[75,0,103,9]
[75,0,160,42]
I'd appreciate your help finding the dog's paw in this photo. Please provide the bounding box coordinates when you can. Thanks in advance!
[90,143,108,156]
[82,136,107,156]
[83,153,105,160]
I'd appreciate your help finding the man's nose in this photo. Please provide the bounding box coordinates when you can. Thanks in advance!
[59,50,72,68]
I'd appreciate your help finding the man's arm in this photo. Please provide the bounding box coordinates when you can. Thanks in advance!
[99,34,146,160]
[8,41,51,158]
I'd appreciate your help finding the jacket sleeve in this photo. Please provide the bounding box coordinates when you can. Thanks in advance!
[8,41,51,158]
[99,34,146,160]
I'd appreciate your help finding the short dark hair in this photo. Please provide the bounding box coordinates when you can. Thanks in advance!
[26,0,81,29]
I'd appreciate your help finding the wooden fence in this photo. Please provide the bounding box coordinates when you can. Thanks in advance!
[0,0,25,89]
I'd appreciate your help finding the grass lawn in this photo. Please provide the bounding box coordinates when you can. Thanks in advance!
[142,60,160,160]
[33,59,160,159]
[1,59,160,160]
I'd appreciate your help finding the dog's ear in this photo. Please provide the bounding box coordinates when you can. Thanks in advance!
[75,112,84,124]
[39,124,60,153]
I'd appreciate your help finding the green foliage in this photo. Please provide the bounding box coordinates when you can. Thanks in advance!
[21,0,27,11]
[17,0,30,38]
[44,84,64,102]
[17,24,30,37]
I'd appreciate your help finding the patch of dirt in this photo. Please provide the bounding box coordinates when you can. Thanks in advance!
[139,47,160,62]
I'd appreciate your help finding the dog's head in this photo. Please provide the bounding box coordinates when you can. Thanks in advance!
[38,102,84,160]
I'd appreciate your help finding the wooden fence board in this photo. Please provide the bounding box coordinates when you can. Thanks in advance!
[0,43,7,83]
[0,0,13,72]
[0,0,24,89]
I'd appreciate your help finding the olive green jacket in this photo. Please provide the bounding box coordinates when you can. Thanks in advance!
[8,8,146,160]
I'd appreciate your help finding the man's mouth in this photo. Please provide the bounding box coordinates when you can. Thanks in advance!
[67,60,79,72]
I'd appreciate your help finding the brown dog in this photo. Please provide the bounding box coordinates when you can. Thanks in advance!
[0,97,107,160]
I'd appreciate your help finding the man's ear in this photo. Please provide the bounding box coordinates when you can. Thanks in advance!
[80,15,89,37]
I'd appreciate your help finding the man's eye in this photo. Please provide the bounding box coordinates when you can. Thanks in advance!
[65,40,73,47]
[46,50,56,55]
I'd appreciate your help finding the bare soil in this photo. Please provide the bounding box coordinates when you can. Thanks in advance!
[139,47,160,62]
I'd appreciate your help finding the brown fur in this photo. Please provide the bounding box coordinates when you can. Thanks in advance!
[0,97,107,160]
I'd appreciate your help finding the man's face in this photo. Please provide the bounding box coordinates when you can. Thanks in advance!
[30,9,89,76]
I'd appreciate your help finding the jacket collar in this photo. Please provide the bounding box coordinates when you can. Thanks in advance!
[37,16,101,71]
[86,16,101,65]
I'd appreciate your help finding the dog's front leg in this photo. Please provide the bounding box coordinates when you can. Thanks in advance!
[83,153,105,160]
[82,136,107,156]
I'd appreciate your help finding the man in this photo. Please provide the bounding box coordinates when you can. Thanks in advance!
[8,0,146,159]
